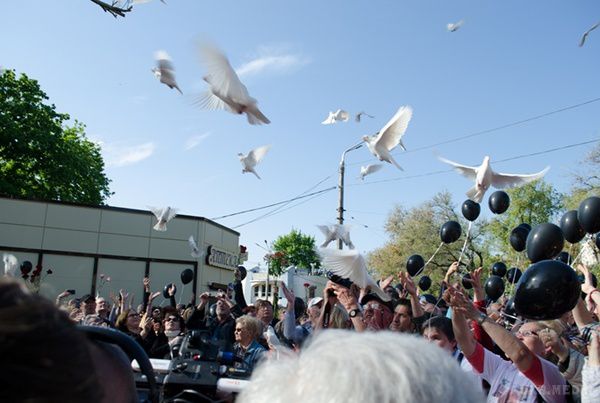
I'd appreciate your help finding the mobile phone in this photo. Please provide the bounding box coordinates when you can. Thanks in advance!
[67,289,76,295]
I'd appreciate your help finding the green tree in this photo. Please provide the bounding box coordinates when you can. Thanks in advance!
[483,180,563,265]
[368,191,489,293]
[563,143,600,210]
[268,229,321,277]
[0,69,111,205]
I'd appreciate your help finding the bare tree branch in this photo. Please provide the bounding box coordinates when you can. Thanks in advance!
[89,0,132,18]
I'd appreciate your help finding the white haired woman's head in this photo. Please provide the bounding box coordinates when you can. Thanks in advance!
[238,330,483,403]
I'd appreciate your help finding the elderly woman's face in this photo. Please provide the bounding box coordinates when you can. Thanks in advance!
[234,324,248,342]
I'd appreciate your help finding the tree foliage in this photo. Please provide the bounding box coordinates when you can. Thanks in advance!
[483,180,563,266]
[368,191,489,292]
[268,229,321,277]
[563,143,600,210]
[0,70,111,205]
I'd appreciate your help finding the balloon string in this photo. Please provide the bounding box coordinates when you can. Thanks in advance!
[568,244,573,266]
[415,241,444,277]
[507,254,521,298]
[457,222,472,274]
[570,234,590,267]
[178,283,186,305]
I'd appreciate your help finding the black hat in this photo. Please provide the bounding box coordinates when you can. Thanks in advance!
[81,294,94,303]
[360,293,393,311]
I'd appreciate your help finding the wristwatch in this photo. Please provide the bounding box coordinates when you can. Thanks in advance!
[349,308,361,318]
[476,312,488,326]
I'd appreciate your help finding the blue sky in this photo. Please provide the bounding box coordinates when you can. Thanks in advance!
[2,1,599,267]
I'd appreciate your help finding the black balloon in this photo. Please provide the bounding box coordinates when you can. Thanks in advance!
[491,262,507,277]
[578,196,600,234]
[526,223,565,263]
[596,233,600,250]
[555,251,572,265]
[503,297,519,325]
[461,200,481,222]
[418,275,432,291]
[162,283,177,299]
[461,273,473,289]
[488,191,510,214]
[509,226,529,252]
[514,260,580,320]
[484,276,505,301]
[20,261,33,275]
[506,267,522,284]
[406,254,425,277]
[518,223,532,232]
[236,265,247,281]
[440,221,462,244]
[420,293,437,305]
[180,268,194,285]
[560,210,586,244]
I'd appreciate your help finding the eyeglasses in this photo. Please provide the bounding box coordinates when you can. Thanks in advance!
[128,313,140,318]
[516,330,539,338]
[165,316,178,322]
[234,327,245,333]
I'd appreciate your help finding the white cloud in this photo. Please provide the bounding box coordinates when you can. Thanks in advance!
[236,46,310,77]
[184,132,211,150]
[102,142,156,167]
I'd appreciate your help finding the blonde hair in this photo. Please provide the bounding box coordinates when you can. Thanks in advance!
[329,304,350,329]
[236,315,264,339]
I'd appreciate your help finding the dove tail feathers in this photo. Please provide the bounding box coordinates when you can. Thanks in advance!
[387,155,404,171]
[153,222,167,232]
[246,108,271,125]
[466,186,483,203]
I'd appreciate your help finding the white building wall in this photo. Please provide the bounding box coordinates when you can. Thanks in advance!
[0,197,239,307]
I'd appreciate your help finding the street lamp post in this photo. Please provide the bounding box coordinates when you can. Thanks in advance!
[337,141,364,249]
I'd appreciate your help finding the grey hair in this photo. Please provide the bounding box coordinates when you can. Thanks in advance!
[238,330,484,403]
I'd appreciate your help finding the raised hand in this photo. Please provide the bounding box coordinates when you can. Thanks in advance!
[280,281,295,303]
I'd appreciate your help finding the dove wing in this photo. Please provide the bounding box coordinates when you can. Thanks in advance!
[374,106,413,151]
[490,166,550,189]
[580,22,600,46]
[148,206,163,220]
[438,157,478,180]
[200,43,251,103]
[365,164,383,175]
[164,207,179,221]
[247,145,271,166]
[317,247,369,288]
[188,235,198,250]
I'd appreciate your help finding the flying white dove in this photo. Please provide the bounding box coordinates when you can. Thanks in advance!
[197,43,270,125]
[579,21,600,47]
[149,206,179,231]
[355,111,374,123]
[321,109,350,125]
[188,235,204,258]
[447,20,464,32]
[317,224,355,249]
[362,106,413,171]
[238,145,271,179]
[3,253,18,277]
[317,247,390,302]
[359,164,383,180]
[152,50,182,94]
[438,155,550,203]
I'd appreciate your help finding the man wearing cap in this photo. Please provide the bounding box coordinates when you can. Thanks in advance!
[360,293,394,331]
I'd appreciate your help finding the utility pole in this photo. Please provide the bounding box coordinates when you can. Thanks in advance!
[337,141,364,249]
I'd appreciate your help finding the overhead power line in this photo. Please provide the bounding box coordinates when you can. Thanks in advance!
[210,185,336,220]
[347,96,600,168]
[347,137,600,187]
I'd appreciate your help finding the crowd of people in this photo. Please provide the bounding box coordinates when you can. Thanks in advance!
[2,260,600,402]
